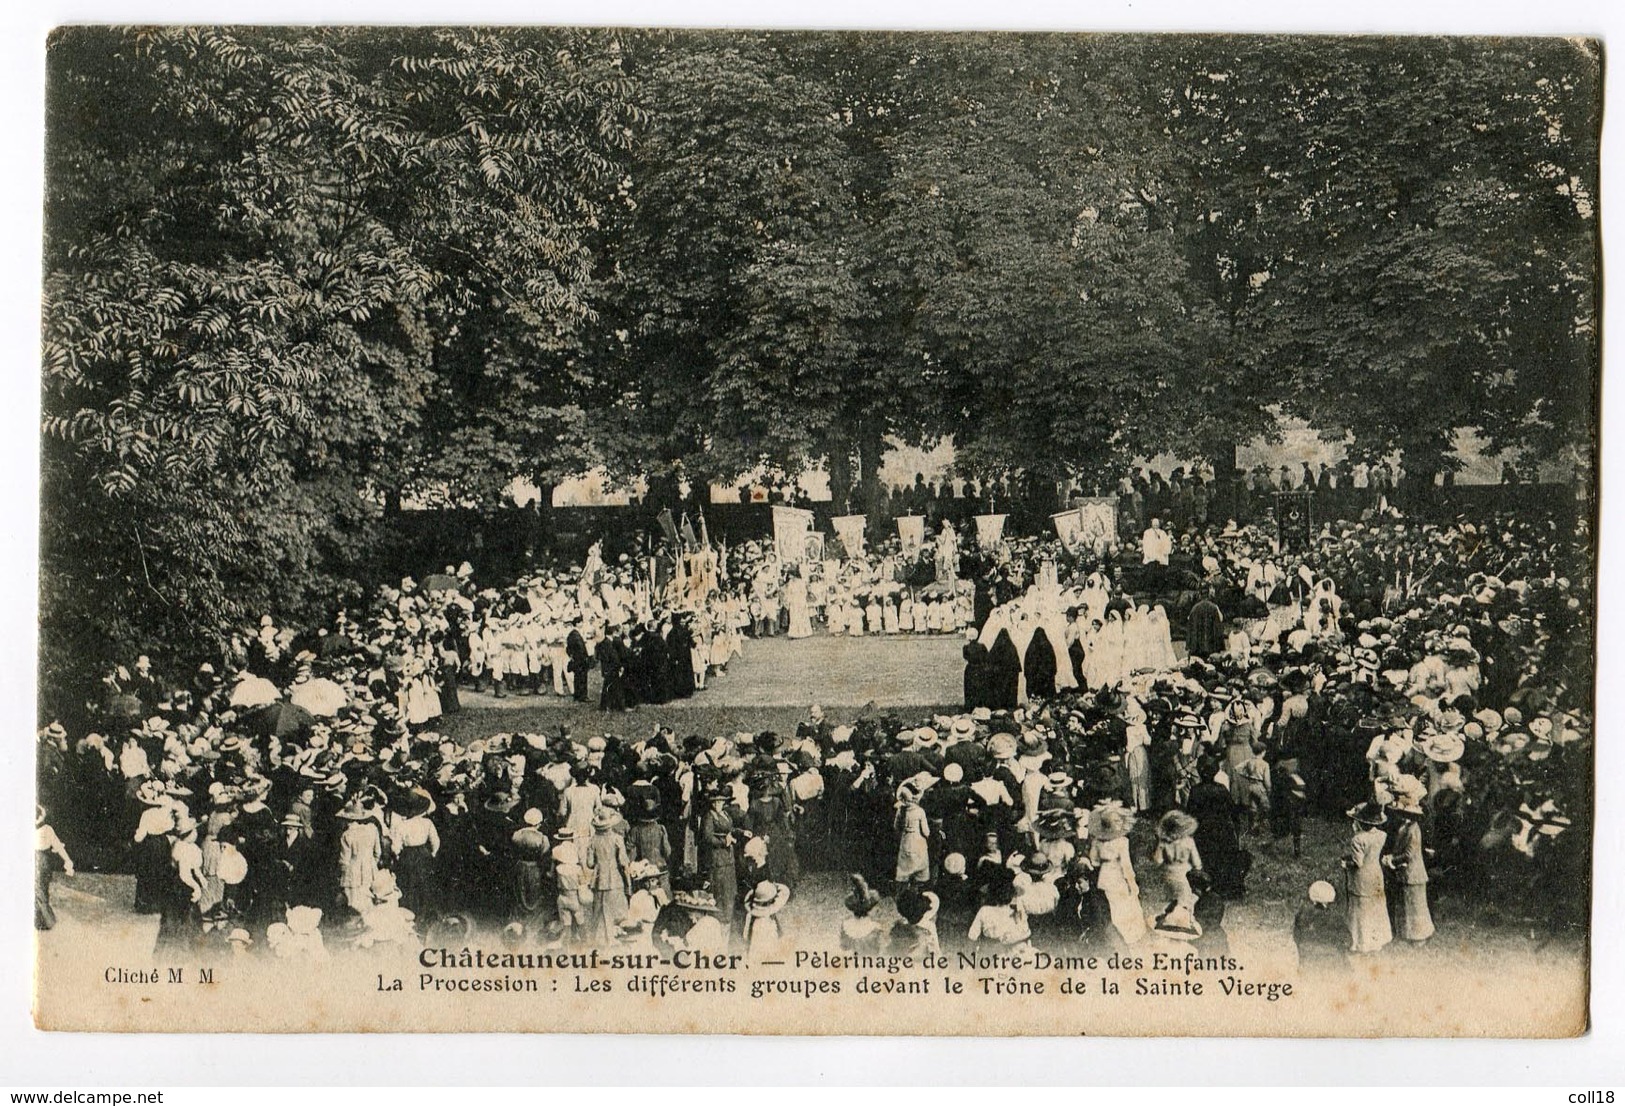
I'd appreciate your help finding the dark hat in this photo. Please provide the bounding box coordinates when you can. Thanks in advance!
[1347,801,1388,827]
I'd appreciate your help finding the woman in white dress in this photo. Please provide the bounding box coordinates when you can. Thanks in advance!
[1146,605,1179,670]
[1087,803,1145,946]
[1096,610,1129,690]
[847,591,867,636]
[785,572,813,639]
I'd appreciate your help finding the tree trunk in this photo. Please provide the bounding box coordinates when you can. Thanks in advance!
[826,437,854,514]
[1209,439,1240,522]
[532,480,556,556]
[857,423,885,519]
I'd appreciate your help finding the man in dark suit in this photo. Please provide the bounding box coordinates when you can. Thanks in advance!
[565,618,593,703]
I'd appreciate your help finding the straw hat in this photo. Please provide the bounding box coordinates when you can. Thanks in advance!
[1347,801,1388,827]
[626,860,663,884]
[672,888,719,914]
[1157,810,1198,843]
[746,881,791,918]
[1087,802,1134,842]
[1420,732,1466,764]
[1390,774,1427,807]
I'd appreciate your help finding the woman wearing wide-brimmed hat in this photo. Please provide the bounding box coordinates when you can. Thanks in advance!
[388,787,441,925]
[336,795,383,913]
[1342,801,1393,953]
[130,779,178,915]
[1086,802,1145,947]
[742,880,792,965]
[746,771,800,890]
[893,781,931,887]
[583,807,631,945]
[1383,776,1434,944]
[1153,809,1202,912]
[654,885,728,956]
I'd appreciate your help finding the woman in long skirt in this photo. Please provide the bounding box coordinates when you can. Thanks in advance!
[1153,810,1202,912]
[1343,803,1393,953]
[1087,804,1145,947]
[894,785,931,887]
[1385,778,1434,943]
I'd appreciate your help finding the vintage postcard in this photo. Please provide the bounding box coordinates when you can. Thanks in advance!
[34,27,1598,1035]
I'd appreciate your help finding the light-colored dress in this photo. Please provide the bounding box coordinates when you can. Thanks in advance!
[968,903,1030,947]
[1153,835,1201,910]
[895,803,930,883]
[560,783,601,843]
[338,820,382,913]
[785,577,813,639]
[1090,835,1146,945]
[1345,826,1393,953]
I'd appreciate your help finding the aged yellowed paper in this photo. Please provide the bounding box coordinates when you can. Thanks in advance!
[36,27,1597,1036]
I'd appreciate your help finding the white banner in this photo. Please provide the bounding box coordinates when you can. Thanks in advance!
[897,515,926,551]
[1075,496,1120,553]
[772,505,816,563]
[1051,508,1084,553]
[974,513,1007,548]
[830,514,867,558]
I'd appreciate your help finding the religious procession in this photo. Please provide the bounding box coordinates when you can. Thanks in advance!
[34,27,1597,1041]
[36,480,1591,976]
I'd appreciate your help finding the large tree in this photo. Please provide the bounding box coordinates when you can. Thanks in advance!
[41,27,635,705]
[1147,35,1601,477]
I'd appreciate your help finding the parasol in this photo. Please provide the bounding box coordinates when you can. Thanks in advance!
[228,675,281,708]
[319,633,359,657]
[423,574,459,592]
[289,678,350,717]
[245,700,314,739]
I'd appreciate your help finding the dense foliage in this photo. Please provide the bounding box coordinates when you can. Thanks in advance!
[41,29,1600,705]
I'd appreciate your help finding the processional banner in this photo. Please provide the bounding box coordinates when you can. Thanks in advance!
[771,505,816,563]
[1051,508,1084,553]
[896,514,926,551]
[974,513,1007,548]
[1074,496,1121,553]
[830,514,867,558]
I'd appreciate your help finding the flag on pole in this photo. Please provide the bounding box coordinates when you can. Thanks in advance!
[680,513,700,552]
[657,508,679,548]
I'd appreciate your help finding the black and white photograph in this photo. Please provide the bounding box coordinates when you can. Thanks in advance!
[29,24,1600,1037]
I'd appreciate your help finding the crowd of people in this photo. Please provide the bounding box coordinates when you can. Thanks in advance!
[723,537,976,642]
[35,496,1590,973]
